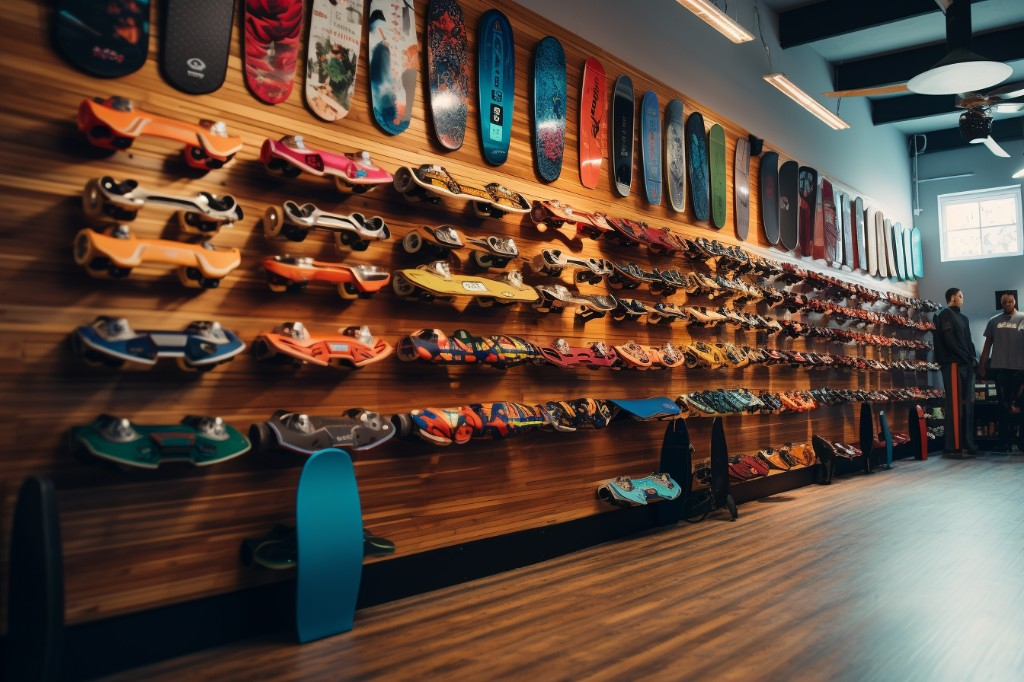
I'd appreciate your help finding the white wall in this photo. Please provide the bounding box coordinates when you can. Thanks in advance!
[515,0,914,222]
[914,143,1024,353]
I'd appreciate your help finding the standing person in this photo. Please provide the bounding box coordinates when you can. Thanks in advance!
[933,287,980,457]
[979,293,1024,452]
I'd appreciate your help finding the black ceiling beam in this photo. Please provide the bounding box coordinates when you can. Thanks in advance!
[911,117,1023,154]
[836,25,1024,91]
[779,0,942,48]
[872,95,960,125]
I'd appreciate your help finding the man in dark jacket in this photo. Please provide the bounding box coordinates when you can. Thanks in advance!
[934,287,979,456]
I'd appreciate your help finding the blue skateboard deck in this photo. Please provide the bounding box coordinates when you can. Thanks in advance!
[55,0,151,78]
[778,160,798,251]
[639,90,662,205]
[296,448,364,643]
[611,75,634,197]
[609,397,680,421]
[427,0,470,150]
[478,9,515,165]
[910,225,924,278]
[686,111,709,221]
[734,136,750,240]
[665,99,686,212]
[759,151,780,245]
[368,0,419,135]
[162,0,233,95]
[708,123,726,229]
[532,36,566,182]
[656,418,691,526]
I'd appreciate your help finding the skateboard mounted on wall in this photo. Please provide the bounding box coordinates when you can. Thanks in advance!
[778,159,798,251]
[708,123,726,229]
[71,316,245,371]
[759,150,780,245]
[578,57,607,189]
[305,0,364,121]
[83,176,243,235]
[611,75,634,197]
[261,136,393,193]
[665,99,686,213]
[252,322,393,370]
[162,0,234,95]
[734,136,750,240]
[392,164,530,218]
[427,0,470,150]
[478,8,515,165]
[639,90,662,205]
[369,0,419,134]
[54,0,151,78]
[533,36,566,182]
[244,0,303,104]
[686,111,709,221]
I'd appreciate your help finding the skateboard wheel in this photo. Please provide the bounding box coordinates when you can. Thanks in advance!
[392,273,416,298]
[263,205,285,239]
[471,203,492,219]
[248,422,272,451]
[472,251,495,269]
[390,412,414,438]
[392,167,414,193]
[402,232,423,254]
[337,282,360,300]
[178,211,218,235]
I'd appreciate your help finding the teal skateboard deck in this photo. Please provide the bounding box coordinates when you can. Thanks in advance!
[578,57,606,189]
[162,0,233,95]
[55,0,150,78]
[427,0,469,149]
[778,160,798,251]
[369,0,419,135]
[305,0,363,120]
[665,99,686,212]
[296,448,364,643]
[533,36,566,182]
[640,90,662,205]
[855,198,867,271]
[478,9,515,165]
[798,166,818,258]
[708,123,726,229]
[686,111,709,221]
[910,225,924,278]
[821,177,837,262]
[611,75,634,197]
[656,418,691,526]
[734,136,750,240]
[759,151,780,245]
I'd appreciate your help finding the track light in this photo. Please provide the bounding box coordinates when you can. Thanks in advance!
[676,0,754,44]
[763,73,851,130]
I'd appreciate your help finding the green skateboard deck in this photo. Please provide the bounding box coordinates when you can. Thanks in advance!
[611,75,634,197]
[478,9,515,165]
[759,151,780,245]
[162,0,233,95]
[640,90,662,205]
[369,0,419,135]
[778,160,798,251]
[734,136,750,240]
[533,36,566,182]
[665,99,686,212]
[708,123,726,229]
[427,0,469,150]
[578,57,606,189]
[686,111,709,221]
[305,0,363,120]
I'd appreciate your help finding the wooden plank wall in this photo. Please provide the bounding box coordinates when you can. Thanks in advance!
[0,0,923,627]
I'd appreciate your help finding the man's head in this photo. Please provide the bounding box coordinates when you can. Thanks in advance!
[1001,292,1017,314]
[946,288,963,306]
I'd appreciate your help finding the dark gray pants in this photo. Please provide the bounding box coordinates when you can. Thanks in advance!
[940,362,977,452]
[994,368,1024,450]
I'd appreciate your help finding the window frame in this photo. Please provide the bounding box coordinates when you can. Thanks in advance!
[937,184,1023,262]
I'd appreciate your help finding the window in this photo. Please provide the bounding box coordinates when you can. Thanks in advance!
[938,185,1023,261]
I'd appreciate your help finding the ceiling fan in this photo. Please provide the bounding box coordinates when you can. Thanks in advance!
[824,0,1013,99]
[956,82,1024,157]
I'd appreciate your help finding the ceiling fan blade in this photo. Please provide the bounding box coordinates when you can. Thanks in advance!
[823,83,909,99]
[985,81,1024,100]
[990,102,1024,113]
[982,136,1011,158]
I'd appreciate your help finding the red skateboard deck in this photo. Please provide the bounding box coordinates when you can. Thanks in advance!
[244,0,304,104]
[578,58,606,189]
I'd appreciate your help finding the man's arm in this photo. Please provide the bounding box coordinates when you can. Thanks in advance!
[979,336,993,379]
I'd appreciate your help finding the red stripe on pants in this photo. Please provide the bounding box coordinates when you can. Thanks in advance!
[950,362,960,450]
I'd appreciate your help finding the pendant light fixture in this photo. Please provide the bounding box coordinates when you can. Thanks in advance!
[676,0,754,44]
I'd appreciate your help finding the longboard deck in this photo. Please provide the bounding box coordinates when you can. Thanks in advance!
[369,0,419,134]
[665,99,686,212]
[686,111,709,222]
[821,178,837,263]
[759,151,780,245]
[893,222,906,280]
[162,0,233,95]
[833,191,846,268]
[245,0,303,104]
[477,9,514,164]
[842,192,856,270]
[859,402,875,473]
[578,57,606,189]
[427,0,469,149]
[778,160,798,251]
[55,0,151,77]
[296,449,363,643]
[798,166,818,258]
[883,217,896,278]
[875,212,887,278]
[879,411,893,469]
[911,225,924,278]
[867,209,880,276]
[532,36,566,182]
[734,137,750,240]
[855,198,867,271]
[640,90,662,205]
[306,0,363,120]
[611,75,634,197]
[902,224,915,281]
[708,123,726,229]
[656,418,690,526]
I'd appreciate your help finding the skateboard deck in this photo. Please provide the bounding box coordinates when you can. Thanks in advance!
[296,448,363,643]
[821,178,838,263]
[778,160,798,251]
[533,36,566,182]
[893,222,905,280]
[883,217,895,278]
[833,191,846,267]
[244,0,303,104]
[394,264,538,303]
[369,0,419,135]
[578,57,607,189]
[5,477,63,682]
[708,123,726,229]
[759,151,780,245]
[902,224,915,281]
[867,209,880,276]
[879,410,893,470]
[655,418,691,526]
[478,9,515,165]
[798,166,818,257]
[855,197,867,271]
[611,75,634,197]
[842,191,855,269]
[162,0,233,94]
[710,417,735,518]
[665,99,686,212]
[305,0,364,121]
[686,111,709,221]
[640,91,662,205]
[54,0,150,77]
[876,212,888,278]
[734,136,750,240]
[910,225,924,278]
[859,403,876,473]
[427,0,469,149]
[609,397,681,421]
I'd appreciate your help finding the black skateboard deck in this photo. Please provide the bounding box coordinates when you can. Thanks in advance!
[162,0,234,94]
[686,111,710,222]
[859,402,876,474]
[759,151,780,245]
[798,166,818,258]
[685,416,736,521]
[611,75,634,197]
[656,418,691,526]
[54,0,150,77]
[909,405,928,460]
[778,160,798,251]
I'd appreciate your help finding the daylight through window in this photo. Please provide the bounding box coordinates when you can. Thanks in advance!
[937,185,1023,262]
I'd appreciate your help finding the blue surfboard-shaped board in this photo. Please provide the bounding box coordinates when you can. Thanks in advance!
[640,90,662,205]
[532,36,566,182]
[609,397,680,421]
[478,9,515,166]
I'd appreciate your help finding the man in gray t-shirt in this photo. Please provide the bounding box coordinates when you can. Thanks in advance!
[979,293,1024,451]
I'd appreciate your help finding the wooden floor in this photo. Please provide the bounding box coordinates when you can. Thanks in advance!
[104,454,1024,681]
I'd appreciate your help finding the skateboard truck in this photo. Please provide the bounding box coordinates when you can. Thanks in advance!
[83,176,243,234]
[263,201,391,250]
